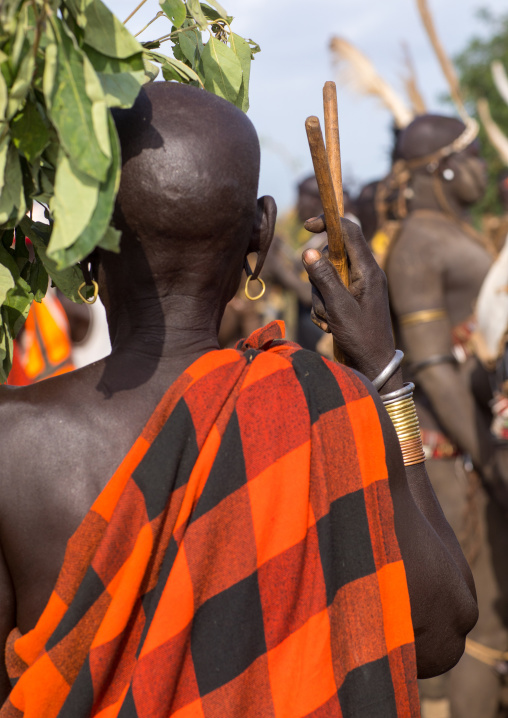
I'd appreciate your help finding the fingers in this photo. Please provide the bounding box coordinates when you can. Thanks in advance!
[339,218,379,281]
[304,214,325,233]
[311,308,330,333]
[302,248,352,313]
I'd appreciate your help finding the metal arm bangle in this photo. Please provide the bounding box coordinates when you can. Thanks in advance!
[371,349,404,390]
[380,382,415,405]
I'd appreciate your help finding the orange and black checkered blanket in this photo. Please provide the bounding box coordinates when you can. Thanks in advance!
[2,322,419,717]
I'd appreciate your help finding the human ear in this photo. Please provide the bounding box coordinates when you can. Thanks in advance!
[248,195,277,279]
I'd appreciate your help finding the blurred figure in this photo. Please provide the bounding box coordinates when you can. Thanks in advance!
[267,175,324,350]
[385,114,508,718]
[355,180,381,244]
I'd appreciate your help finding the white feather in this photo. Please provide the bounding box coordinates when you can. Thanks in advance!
[477,98,508,166]
[330,37,413,129]
[492,61,508,107]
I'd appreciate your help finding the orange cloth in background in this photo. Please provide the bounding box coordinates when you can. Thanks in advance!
[7,293,74,385]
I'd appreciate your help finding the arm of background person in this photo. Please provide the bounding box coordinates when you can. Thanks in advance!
[302,217,478,678]
[387,235,493,473]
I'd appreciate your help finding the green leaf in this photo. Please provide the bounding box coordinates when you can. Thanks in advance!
[162,57,203,84]
[45,16,110,183]
[204,0,228,19]
[200,36,242,105]
[84,45,145,108]
[247,39,261,55]
[49,113,120,269]
[3,275,33,338]
[98,224,121,252]
[0,319,13,383]
[7,49,35,120]
[81,0,144,60]
[0,251,15,305]
[0,69,7,120]
[142,55,160,82]
[63,0,87,28]
[82,54,111,160]
[42,39,58,104]
[149,51,203,85]
[19,216,85,302]
[28,257,49,302]
[0,135,10,195]
[187,0,208,30]
[159,0,186,28]
[49,149,100,255]
[0,142,25,226]
[11,99,50,162]
[141,40,161,50]
[177,26,203,67]
[229,33,252,112]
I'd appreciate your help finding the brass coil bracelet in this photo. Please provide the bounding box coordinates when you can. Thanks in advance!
[381,383,426,467]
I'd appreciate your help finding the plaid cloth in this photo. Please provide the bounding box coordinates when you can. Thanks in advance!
[2,321,419,717]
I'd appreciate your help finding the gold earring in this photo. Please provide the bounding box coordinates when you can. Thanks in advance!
[245,275,266,301]
[78,280,99,305]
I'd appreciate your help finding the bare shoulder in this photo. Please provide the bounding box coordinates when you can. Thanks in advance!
[388,214,447,275]
[387,217,447,314]
[0,364,162,632]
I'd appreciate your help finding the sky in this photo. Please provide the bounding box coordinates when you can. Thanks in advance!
[105,0,507,212]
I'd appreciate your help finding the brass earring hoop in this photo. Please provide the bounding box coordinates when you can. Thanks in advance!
[78,280,99,305]
[245,275,266,301]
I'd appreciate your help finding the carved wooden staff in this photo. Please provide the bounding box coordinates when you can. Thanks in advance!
[305,80,348,364]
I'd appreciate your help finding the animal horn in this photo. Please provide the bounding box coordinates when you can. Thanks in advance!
[330,36,413,129]
[477,98,508,166]
[492,61,508,106]
[415,0,469,122]
[401,42,427,115]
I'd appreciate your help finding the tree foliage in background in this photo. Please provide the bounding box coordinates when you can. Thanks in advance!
[0,0,258,382]
[451,8,508,218]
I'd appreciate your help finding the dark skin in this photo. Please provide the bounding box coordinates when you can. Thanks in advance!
[379,114,508,717]
[387,117,508,498]
[0,86,477,704]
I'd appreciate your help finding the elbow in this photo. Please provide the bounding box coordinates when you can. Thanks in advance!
[414,590,479,678]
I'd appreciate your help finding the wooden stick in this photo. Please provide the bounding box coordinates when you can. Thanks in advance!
[305,115,347,364]
[323,81,345,217]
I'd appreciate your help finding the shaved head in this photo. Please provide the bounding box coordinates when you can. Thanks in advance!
[113,83,261,251]
[99,83,275,322]
[395,114,465,162]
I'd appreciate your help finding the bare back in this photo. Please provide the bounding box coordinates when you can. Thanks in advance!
[0,355,194,636]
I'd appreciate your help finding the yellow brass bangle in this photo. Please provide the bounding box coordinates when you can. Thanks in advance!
[385,399,416,413]
[393,430,424,442]
[385,402,417,416]
[389,420,420,432]
[388,413,420,425]
[405,454,426,466]
[385,404,416,418]
[382,393,426,466]
[245,275,266,301]
[399,308,447,328]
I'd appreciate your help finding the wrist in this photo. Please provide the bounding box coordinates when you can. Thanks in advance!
[380,367,404,396]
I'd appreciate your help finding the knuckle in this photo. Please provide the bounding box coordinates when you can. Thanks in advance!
[365,261,386,287]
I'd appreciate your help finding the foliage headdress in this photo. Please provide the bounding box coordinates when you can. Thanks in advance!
[0,0,259,382]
